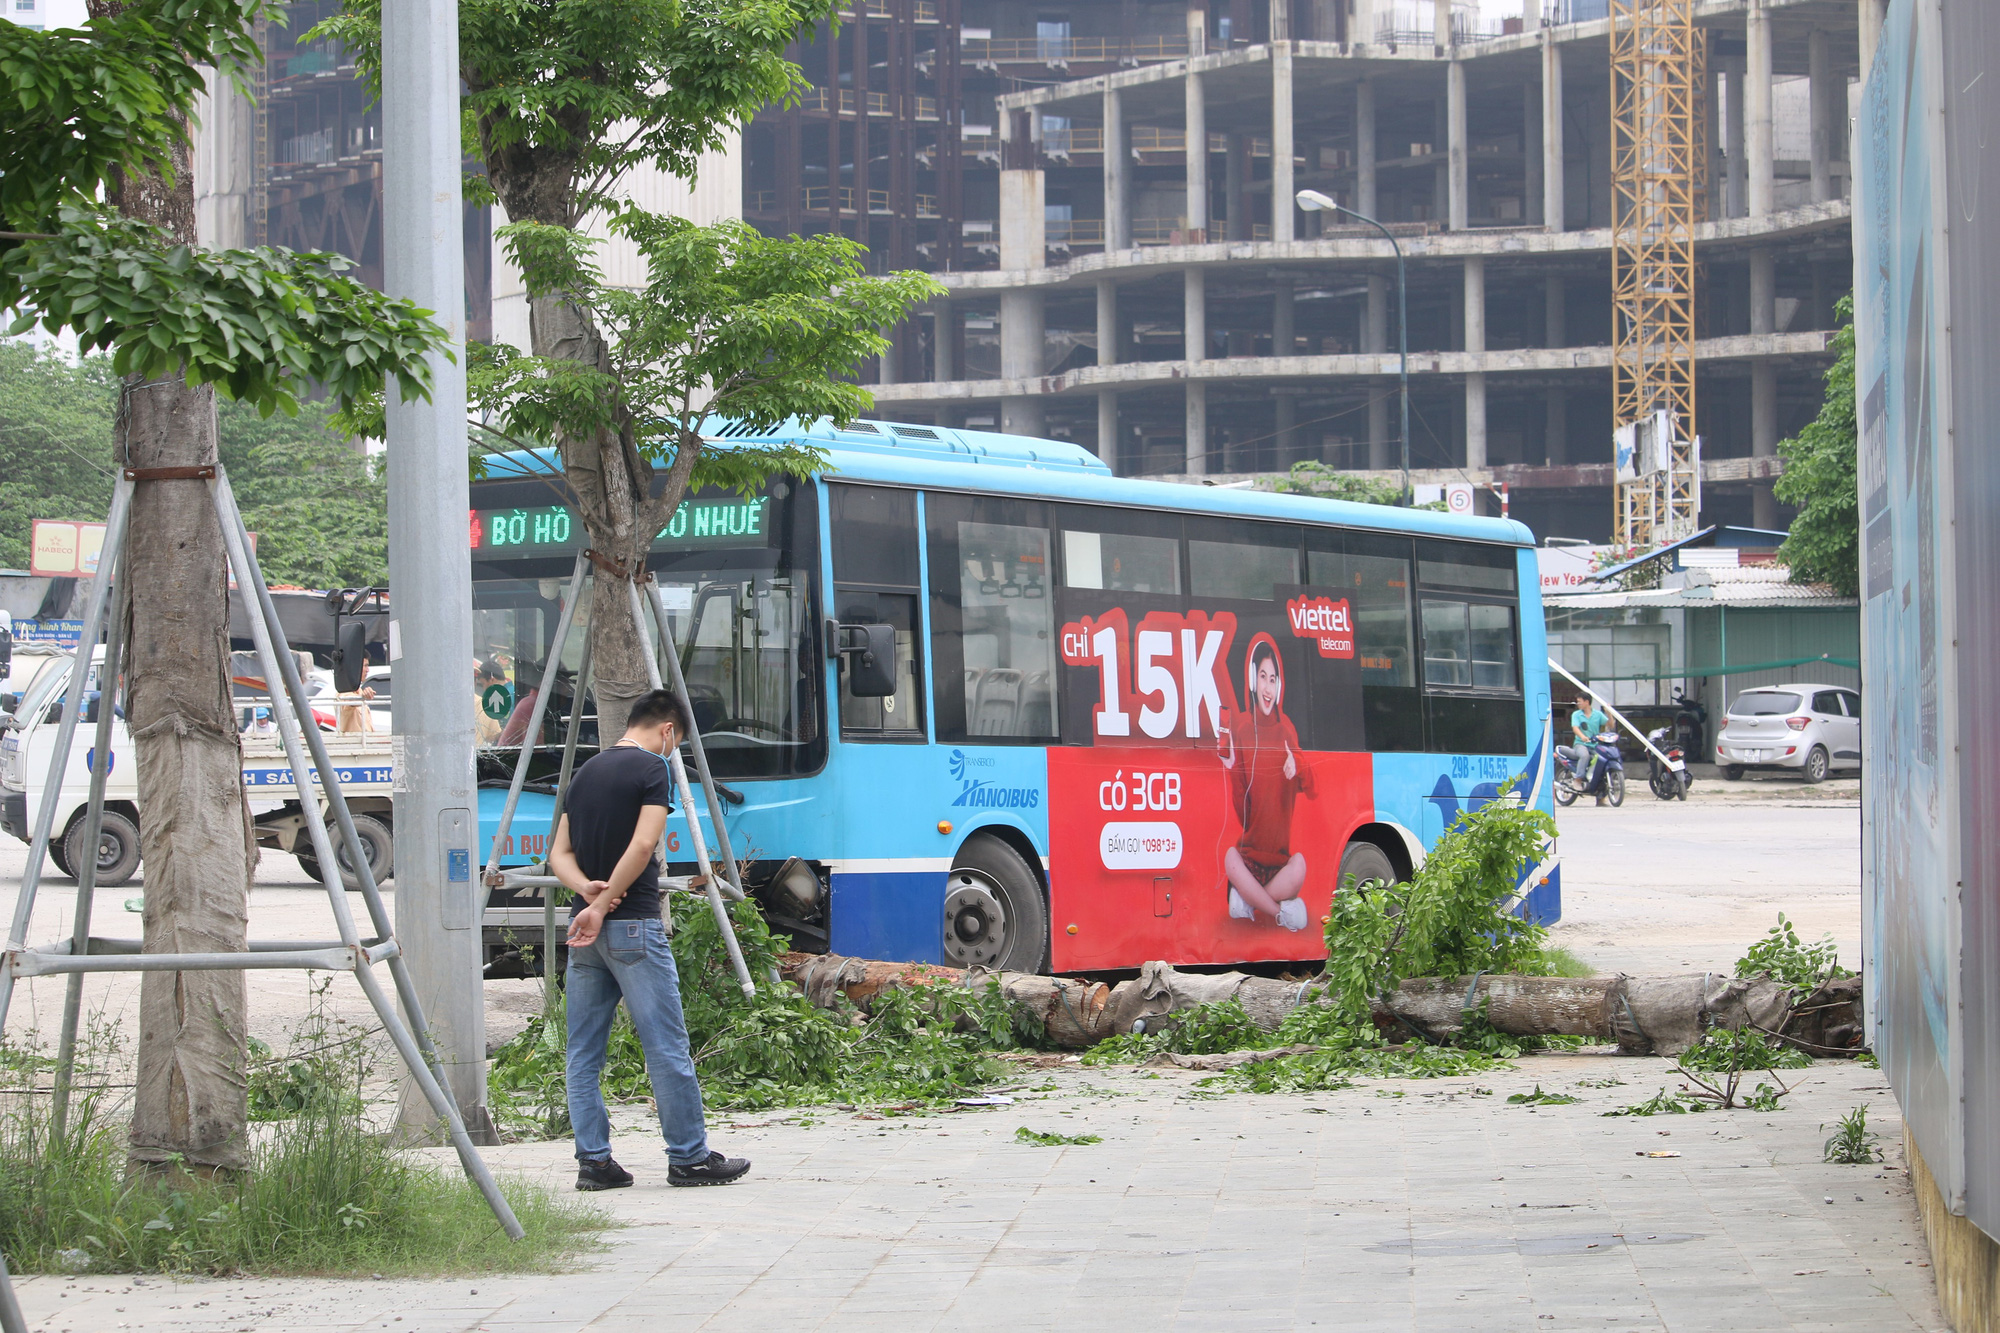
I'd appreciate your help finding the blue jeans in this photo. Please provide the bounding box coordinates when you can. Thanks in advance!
[565,916,710,1166]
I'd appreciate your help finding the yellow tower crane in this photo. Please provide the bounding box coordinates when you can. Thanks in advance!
[1610,0,1703,547]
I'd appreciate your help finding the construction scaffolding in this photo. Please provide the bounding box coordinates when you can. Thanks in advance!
[1609,0,1703,547]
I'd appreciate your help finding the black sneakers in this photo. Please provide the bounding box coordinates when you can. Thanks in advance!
[575,1155,634,1191]
[669,1150,751,1187]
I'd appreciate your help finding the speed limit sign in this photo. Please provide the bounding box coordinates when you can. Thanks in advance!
[1445,482,1475,515]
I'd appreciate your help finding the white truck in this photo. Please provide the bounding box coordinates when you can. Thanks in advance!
[0,647,394,888]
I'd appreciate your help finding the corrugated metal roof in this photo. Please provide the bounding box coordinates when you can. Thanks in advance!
[1547,563,1857,610]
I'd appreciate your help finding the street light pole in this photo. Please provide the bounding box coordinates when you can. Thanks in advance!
[1295,189,1409,503]
[382,0,495,1143]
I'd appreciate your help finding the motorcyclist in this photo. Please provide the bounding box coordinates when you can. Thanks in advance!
[1568,688,1611,803]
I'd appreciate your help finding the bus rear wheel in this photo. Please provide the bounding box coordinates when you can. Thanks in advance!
[944,834,1049,975]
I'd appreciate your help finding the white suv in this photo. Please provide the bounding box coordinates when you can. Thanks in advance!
[1715,683,1861,784]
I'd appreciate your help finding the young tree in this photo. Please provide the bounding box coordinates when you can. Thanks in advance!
[317,0,923,737]
[3,2,446,1175]
[1774,295,1858,597]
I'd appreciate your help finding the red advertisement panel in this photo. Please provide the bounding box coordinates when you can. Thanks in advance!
[1046,589,1377,970]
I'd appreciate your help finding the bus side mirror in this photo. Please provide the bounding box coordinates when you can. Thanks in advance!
[332,620,369,693]
[831,621,898,698]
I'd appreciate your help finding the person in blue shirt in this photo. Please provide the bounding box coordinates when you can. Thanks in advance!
[1568,688,1610,798]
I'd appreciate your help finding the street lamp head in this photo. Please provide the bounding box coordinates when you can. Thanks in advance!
[1294,188,1337,213]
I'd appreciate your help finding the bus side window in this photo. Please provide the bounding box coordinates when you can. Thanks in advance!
[830,484,925,740]
[1308,533,1421,753]
[926,493,1057,743]
[1414,538,1525,755]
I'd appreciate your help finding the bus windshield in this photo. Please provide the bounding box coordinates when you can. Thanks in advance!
[468,477,823,781]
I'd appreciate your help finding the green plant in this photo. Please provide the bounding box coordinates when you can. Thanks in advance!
[1322,789,1555,1023]
[1603,1088,1711,1117]
[1736,914,1850,992]
[1015,1127,1101,1146]
[1677,1027,1811,1074]
[1270,461,1404,506]
[1534,946,1596,979]
[1506,1085,1581,1107]
[1775,294,1858,595]
[1744,1083,1787,1113]
[1081,999,1270,1067]
[1823,1105,1884,1164]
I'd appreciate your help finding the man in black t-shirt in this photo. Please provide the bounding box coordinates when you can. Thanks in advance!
[551,688,750,1191]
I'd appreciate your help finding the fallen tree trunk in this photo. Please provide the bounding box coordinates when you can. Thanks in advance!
[775,953,1862,1059]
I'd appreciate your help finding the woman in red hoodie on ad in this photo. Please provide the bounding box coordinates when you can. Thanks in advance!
[1217,635,1315,932]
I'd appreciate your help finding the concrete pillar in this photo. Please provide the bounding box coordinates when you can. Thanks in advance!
[1523,0,1541,31]
[1225,134,1248,239]
[1544,272,1565,347]
[1544,386,1567,464]
[1369,390,1392,469]
[1096,280,1119,366]
[1001,397,1046,438]
[932,299,955,381]
[1272,42,1295,241]
[1859,0,1888,79]
[1809,27,1834,203]
[1185,70,1208,241]
[1185,267,1207,361]
[1463,256,1486,469]
[1356,79,1378,219]
[1524,79,1543,227]
[1186,0,1206,56]
[1723,56,1746,219]
[1273,278,1296,357]
[1186,382,1208,474]
[879,330,897,385]
[1105,88,1130,250]
[1447,58,1468,230]
[1098,390,1121,473]
[999,168,1045,271]
[1749,250,1775,335]
[1747,0,1774,217]
[1542,35,1565,232]
[1001,289,1044,380]
[1366,274,1389,353]
[1269,0,1289,42]
[1274,393,1298,463]
[1433,0,1450,51]
[1752,359,1778,527]
[1705,52,1723,221]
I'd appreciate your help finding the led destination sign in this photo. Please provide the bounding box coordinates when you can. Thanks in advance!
[468,497,770,554]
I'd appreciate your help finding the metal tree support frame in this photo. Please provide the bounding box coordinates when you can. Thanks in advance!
[477,551,757,997]
[0,472,526,1278]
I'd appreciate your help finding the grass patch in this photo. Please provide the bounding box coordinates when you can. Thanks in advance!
[1,1002,609,1277]
[1534,946,1596,978]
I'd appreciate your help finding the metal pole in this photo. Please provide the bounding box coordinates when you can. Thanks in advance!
[480,550,587,890]
[641,580,748,903]
[0,478,131,1036]
[383,0,488,1141]
[0,1246,26,1333]
[543,628,593,996]
[624,580,755,996]
[1332,202,1409,502]
[211,474,521,1240]
[51,557,129,1138]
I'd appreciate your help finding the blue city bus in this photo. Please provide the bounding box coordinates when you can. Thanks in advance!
[468,419,1558,976]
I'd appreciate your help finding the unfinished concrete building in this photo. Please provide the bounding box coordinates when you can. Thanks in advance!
[839,0,1864,542]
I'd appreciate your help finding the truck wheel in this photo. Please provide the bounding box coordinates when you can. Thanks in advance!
[298,815,394,890]
[63,810,141,888]
[944,833,1049,975]
[48,835,74,879]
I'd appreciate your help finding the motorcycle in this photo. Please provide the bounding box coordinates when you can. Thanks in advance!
[1554,731,1626,807]
[1646,723,1692,801]
[1670,687,1709,762]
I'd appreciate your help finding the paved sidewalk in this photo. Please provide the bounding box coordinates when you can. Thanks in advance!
[13,1053,1941,1333]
